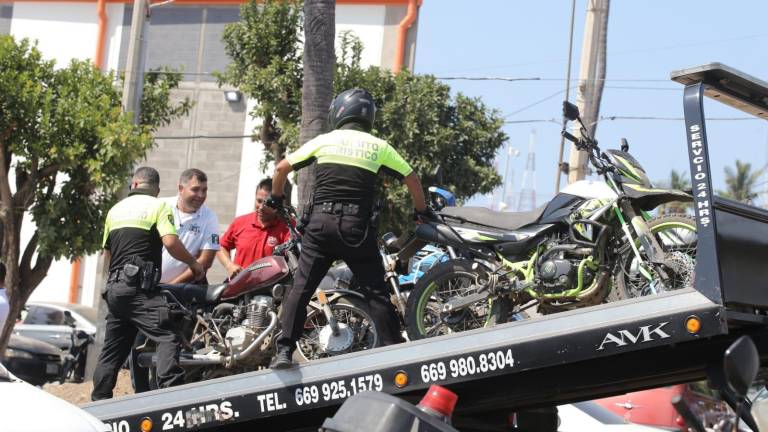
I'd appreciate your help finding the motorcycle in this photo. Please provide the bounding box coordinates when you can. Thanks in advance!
[59,316,92,384]
[405,101,697,340]
[137,206,379,384]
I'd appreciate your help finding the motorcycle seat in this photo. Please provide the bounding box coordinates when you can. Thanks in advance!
[159,283,227,305]
[439,206,545,231]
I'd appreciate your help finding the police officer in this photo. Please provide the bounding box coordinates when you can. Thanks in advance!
[92,167,204,400]
[267,88,434,369]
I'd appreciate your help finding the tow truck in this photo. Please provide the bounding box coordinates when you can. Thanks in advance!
[82,63,768,431]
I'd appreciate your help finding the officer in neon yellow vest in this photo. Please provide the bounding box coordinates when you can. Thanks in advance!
[92,167,204,400]
[267,88,436,369]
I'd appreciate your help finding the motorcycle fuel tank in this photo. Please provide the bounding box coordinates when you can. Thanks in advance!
[221,256,290,300]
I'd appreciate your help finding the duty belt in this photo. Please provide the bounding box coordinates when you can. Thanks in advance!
[313,202,366,216]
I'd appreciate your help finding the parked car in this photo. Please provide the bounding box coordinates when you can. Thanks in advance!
[14,302,97,351]
[0,362,109,432]
[4,333,62,386]
[595,382,732,431]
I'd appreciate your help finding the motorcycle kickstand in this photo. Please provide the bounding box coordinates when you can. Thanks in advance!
[317,289,340,336]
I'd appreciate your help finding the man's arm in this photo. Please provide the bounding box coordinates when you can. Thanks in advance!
[271,159,294,198]
[162,235,204,280]
[168,249,216,284]
[216,247,242,279]
[404,172,427,212]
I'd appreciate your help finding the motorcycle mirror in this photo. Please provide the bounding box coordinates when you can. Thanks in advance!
[563,101,580,121]
[723,335,759,398]
[63,310,76,328]
[621,138,629,152]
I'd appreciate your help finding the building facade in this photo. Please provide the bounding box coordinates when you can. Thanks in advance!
[1,0,421,306]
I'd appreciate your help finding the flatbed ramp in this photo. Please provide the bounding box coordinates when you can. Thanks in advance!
[83,289,762,431]
[83,63,768,431]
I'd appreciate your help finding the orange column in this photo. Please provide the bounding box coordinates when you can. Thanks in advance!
[393,0,420,74]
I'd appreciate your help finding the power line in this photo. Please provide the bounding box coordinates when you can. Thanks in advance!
[155,134,252,140]
[504,115,758,125]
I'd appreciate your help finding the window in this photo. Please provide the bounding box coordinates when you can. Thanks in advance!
[24,306,65,325]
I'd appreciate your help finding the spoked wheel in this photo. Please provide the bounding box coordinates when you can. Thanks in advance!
[296,297,378,362]
[615,214,697,299]
[405,259,504,341]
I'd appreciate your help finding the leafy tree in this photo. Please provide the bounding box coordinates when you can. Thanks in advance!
[218,3,506,234]
[657,169,691,215]
[720,160,763,203]
[0,36,191,356]
[217,0,303,164]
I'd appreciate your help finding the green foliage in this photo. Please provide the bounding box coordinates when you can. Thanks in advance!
[216,0,303,162]
[719,159,764,203]
[0,35,190,261]
[218,10,507,234]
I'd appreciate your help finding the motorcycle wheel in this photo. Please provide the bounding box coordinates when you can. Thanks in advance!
[295,297,378,362]
[405,259,507,341]
[613,214,697,300]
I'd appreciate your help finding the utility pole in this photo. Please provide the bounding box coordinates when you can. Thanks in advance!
[87,0,150,382]
[567,0,610,184]
[554,0,577,193]
[122,0,150,124]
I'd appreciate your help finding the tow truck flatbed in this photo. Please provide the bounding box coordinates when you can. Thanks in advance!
[83,63,768,431]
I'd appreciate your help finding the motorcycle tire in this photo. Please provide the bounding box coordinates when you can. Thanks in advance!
[405,259,506,341]
[613,214,697,300]
[295,297,378,363]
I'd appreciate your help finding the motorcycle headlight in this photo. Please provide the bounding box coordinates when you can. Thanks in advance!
[5,348,34,359]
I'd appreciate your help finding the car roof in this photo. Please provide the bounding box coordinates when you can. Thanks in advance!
[27,302,97,324]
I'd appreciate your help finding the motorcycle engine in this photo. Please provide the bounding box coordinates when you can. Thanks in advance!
[537,257,578,293]
[224,296,274,354]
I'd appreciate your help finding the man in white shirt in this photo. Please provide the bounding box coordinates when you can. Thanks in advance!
[0,262,8,334]
[160,168,220,284]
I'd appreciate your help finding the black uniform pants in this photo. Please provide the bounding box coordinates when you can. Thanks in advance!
[277,211,403,351]
[91,281,184,400]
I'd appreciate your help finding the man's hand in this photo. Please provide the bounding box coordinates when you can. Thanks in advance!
[189,261,205,281]
[226,264,243,280]
[265,194,284,210]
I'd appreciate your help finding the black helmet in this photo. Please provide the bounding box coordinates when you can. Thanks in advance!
[328,88,376,131]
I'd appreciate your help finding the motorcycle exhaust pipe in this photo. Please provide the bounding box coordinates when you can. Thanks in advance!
[137,311,279,369]
[136,352,225,368]
[227,311,278,366]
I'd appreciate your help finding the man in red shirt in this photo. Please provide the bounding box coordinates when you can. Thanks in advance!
[217,178,291,279]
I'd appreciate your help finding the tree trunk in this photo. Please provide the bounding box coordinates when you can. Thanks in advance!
[297,0,335,214]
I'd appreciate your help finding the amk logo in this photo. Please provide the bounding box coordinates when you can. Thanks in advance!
[596,322,671,351]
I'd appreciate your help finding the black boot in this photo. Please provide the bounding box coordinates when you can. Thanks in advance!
[269,345,294,370]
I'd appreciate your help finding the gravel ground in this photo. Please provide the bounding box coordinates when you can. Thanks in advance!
[43,369,134,406]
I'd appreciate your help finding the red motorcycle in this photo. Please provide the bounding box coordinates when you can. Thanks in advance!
[137,207,378,383]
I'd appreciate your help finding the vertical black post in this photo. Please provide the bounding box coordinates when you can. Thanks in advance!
[682,83,723,304]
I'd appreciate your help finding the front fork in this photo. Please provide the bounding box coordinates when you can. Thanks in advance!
[615,201,671,290]
[316,289,340,336]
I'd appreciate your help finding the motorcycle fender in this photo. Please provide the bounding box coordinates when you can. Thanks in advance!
[622,185,693,211]
[322,289,367,301]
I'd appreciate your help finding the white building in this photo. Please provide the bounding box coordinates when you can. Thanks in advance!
[0,0,422,307]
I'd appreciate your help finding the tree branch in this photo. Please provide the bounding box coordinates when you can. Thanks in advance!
[0,134,14,219]
[19,231,38,277]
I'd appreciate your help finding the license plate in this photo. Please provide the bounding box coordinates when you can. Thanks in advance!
[46,363,59,374]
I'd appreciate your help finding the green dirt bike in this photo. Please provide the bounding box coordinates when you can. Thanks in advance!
[405,101,697,340]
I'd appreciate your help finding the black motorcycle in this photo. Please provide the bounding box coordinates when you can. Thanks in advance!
[60,313,92,383]
[405,101,697,340]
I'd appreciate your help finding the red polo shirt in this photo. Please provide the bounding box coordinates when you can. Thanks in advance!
[220,212,291,267]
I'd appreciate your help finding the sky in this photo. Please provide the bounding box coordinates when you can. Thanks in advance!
[413,0,768,209]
